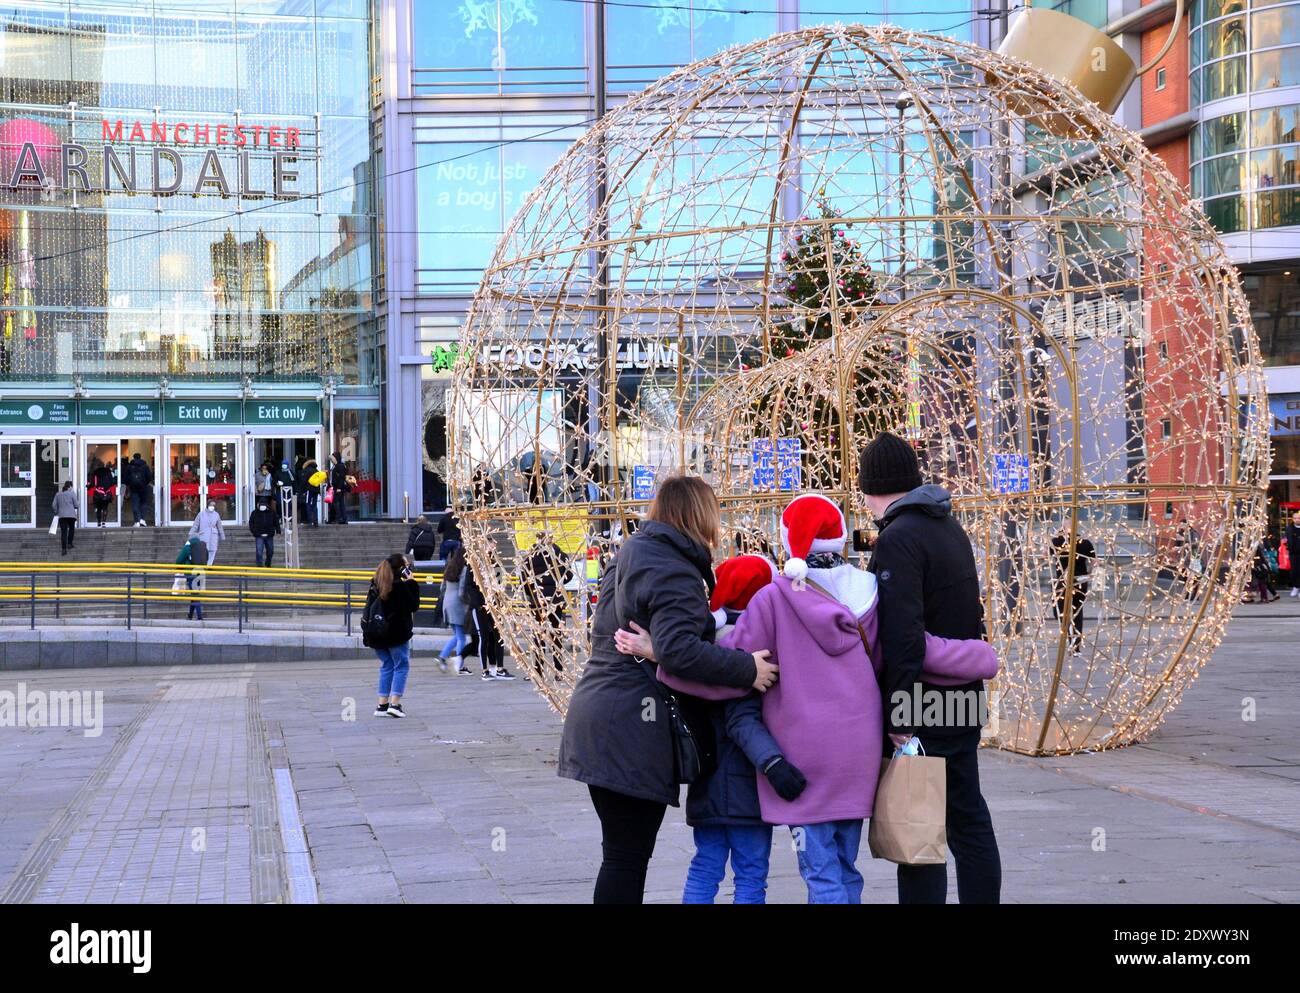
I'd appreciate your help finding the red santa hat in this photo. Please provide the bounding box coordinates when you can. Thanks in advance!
[710,554,779,612]
[780,493,847,585]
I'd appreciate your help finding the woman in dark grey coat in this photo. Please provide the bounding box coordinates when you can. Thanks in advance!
[558,475,777,904]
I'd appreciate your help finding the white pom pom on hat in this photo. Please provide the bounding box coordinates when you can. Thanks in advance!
[779,493,847,585]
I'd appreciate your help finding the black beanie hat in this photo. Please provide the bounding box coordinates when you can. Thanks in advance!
[858,432,922,495]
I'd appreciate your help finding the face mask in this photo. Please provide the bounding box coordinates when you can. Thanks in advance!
[258,504,267,512]
[207,504,216,512]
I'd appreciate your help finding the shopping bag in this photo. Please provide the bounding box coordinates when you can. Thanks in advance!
[868,753,948,865]
[323,488,334,504]
[1280,539,1291,573]
[49,518,59,535]
[308,470,328,487]
[170,575,185,595]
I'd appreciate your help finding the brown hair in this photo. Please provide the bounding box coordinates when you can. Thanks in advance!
[647,475,721,550]
[444,545,466,583]
[373,558,396,600]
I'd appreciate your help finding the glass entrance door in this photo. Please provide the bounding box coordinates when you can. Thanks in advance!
[248,436,318,506]
[165,438,241,526]
[82,439,122,527]
[0,441,36,526]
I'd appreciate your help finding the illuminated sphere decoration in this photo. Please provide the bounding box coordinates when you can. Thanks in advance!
[449,25,1268,755]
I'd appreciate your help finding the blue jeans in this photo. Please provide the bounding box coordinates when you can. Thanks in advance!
[682,824,773,904]
[440,624,467,658]
[186,575,203,620]
[376,641,411,697]
[794,820,864,904]
[255,534,274,567]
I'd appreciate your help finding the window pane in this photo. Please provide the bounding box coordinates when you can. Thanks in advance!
[1205,55,1246,99]
[1252,103,1300,145]
[1203,13,1247,60]
[1256,187,1300,227]
[1251,144,1300,188]
[239,16,317,116]
[1202,151,1247,194]
[1199,111,1246,156]
[1204,194,1246,232]
[1252,6,1300,50]
[1252,45,1300,90]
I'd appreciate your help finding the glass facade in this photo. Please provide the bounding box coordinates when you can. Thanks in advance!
[405,1,981,510]
[0,1,380,526]
[0,0,377,387]
[1191,0,1300,104]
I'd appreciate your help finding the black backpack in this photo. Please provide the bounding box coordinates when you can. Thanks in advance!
[360,586,391,648]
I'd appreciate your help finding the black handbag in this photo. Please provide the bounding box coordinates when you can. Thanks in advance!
[632,656,705,785]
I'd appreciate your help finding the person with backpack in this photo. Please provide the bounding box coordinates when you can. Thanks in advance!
[176,535,208,621]
[329,451,351,525]
[406,515,437,561]
[364,553,421,718]
[123,452,154,527]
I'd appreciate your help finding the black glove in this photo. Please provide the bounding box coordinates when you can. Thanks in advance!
[763,757,807,801]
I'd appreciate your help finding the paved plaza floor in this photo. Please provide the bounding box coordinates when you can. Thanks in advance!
[1,611,1298,904]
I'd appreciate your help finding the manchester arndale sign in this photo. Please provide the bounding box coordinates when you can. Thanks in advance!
[5,119,306,199]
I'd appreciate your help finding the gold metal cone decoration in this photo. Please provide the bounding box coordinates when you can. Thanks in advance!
[449,24,1269,756]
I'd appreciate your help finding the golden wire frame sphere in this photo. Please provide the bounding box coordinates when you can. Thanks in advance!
[449,24,1269,755]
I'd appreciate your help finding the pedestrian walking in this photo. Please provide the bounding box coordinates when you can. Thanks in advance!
[436,510,462,559]
[1050,522,1095,654]
[189,502,226,565]
[1284,511,1300,596]
[859,431,1002,905]
[123,452,154,527]
[463,557,513,680]
[557,475,776,905]
[520,530,573,679]
[249,499,280,567]
[297,456,321,527]
[1251,541,1279,602]
[328,452,351,525]
[52,481,78,555]
[406,514,437,561]
[175,535,208,621]
[439,546,470,674]
[363,553,421,718]
[89,459,115,527]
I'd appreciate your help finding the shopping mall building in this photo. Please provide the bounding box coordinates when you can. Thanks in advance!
[0,0,377,529]
[3,1,1298,534]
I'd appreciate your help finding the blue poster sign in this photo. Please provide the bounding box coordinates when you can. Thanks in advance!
[752,438,801,492]
[1270,393,1300,437]
[632,465,656,500]
[993,453,1030,494]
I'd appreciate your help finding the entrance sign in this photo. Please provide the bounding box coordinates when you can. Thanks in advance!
[0,401,74,425]
[79,400,161,426]
[993,453,1031,494]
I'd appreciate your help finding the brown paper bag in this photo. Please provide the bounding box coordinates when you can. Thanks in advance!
[868,755,948,865]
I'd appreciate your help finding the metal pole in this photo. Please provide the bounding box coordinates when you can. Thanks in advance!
[55,572,60,620]
[586,0,610,529]
[30,573,36,630]
[126,575,132,631]
[344,579,352,635]
[238,576,244,633]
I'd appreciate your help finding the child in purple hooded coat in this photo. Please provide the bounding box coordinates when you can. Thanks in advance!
[651,493,996,904]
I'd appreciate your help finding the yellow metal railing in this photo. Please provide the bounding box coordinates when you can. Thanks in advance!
[0,561,445,634]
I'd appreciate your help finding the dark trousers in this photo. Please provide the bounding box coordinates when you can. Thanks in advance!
[58,518,75,552]
[472,606,503,670]
[1052,582,1087,652]
[530,603,565,673]
[897,728,1001,905]
[588,785,667,905]
[255,535,275,567]
[94,500,109,526]
[130,488,145,524]
[330,488,349,523]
